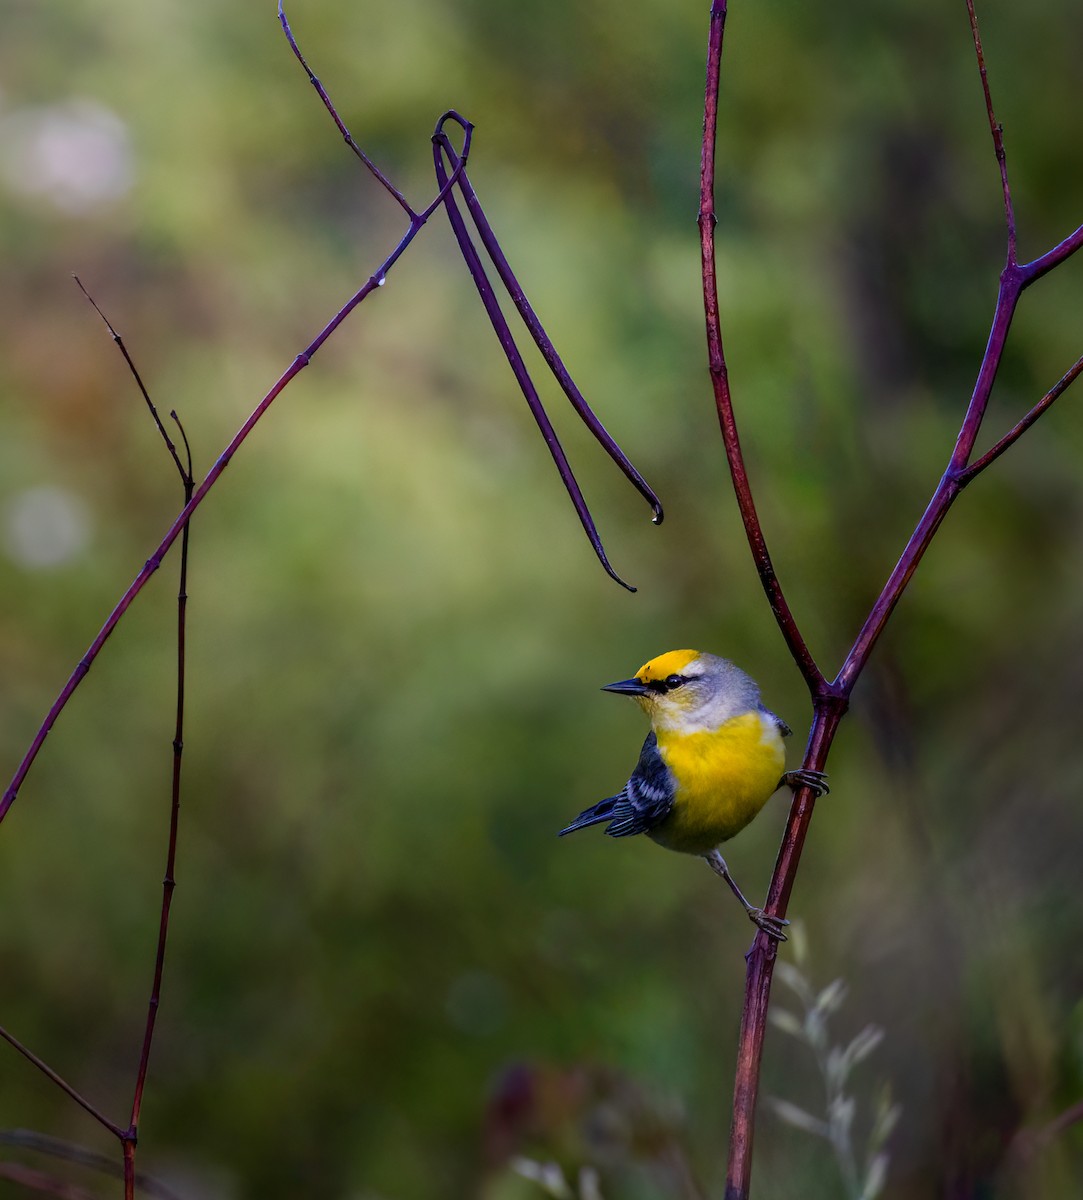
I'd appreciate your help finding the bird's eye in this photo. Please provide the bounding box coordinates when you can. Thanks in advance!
[665,674,685,689]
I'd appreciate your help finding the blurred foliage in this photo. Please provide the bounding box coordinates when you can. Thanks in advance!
[1,0,1083,1197]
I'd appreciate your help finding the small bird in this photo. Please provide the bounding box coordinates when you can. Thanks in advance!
[559,650,828,940]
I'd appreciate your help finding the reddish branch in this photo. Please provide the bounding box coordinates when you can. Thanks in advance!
[698,4,822,691]
[700,2,1083,1197]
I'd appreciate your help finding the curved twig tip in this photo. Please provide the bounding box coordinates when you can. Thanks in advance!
[170,410,194,486]
[434,110,474,141]
[599,556,637,593]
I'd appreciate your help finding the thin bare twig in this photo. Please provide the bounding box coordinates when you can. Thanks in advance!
[128,413,192,1137]
[965,0,1016,261]
[279,1,415,218]
[960,352,1083,482]
[72,277,189,487]
[127,400,195,1200]
[0,1027,123,1140]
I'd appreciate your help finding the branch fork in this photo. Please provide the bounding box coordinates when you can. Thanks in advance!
[700,2,1083,1195]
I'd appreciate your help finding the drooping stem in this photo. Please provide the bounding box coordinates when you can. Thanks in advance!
[434,131,663,526]
[432,132,644,592]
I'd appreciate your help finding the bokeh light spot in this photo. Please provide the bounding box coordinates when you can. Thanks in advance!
[3,485,92,569]
[0,99,134,215]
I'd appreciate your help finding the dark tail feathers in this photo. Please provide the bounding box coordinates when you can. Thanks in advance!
[558,798,617,837]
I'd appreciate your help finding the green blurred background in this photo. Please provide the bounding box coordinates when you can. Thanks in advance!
[2,1,1083,1197]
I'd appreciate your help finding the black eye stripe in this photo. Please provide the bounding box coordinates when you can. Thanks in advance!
[646,674,687,694]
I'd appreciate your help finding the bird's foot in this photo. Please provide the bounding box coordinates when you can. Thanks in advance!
[747,907,789,941]
[704,850,789,941]
[781,768,829,797]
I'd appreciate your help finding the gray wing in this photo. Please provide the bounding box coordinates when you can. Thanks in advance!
[558,731,675,839]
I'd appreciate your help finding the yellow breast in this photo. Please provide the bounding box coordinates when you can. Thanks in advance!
[650,712,785,854]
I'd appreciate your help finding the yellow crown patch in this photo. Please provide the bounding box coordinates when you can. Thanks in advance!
[636,649,700,681]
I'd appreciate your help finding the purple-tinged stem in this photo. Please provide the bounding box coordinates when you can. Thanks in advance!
[1020,220,1083,284]
[840,235,1083,688]
[279,1,415,219]
[127,414,194,1166]
[834,473,961,694]
[724,699,845,1200]
[699,0,823,692]
[73,277,188,486]
[0,123,472,831]
[434,130,663,525]
[433,138,638,592]
[948,269,1023,472]
[122,1139,135,1200]
[837,0,1083,695]
[966,0,1016,261]
[0,1026,123,1140]
[701,12,838,1184]
[961,352,1083,482]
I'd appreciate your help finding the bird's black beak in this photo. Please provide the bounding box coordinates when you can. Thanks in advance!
[601,677,652,697]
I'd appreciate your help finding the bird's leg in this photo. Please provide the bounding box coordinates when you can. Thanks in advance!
[779,768,829,796]
[704,850,789,941]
